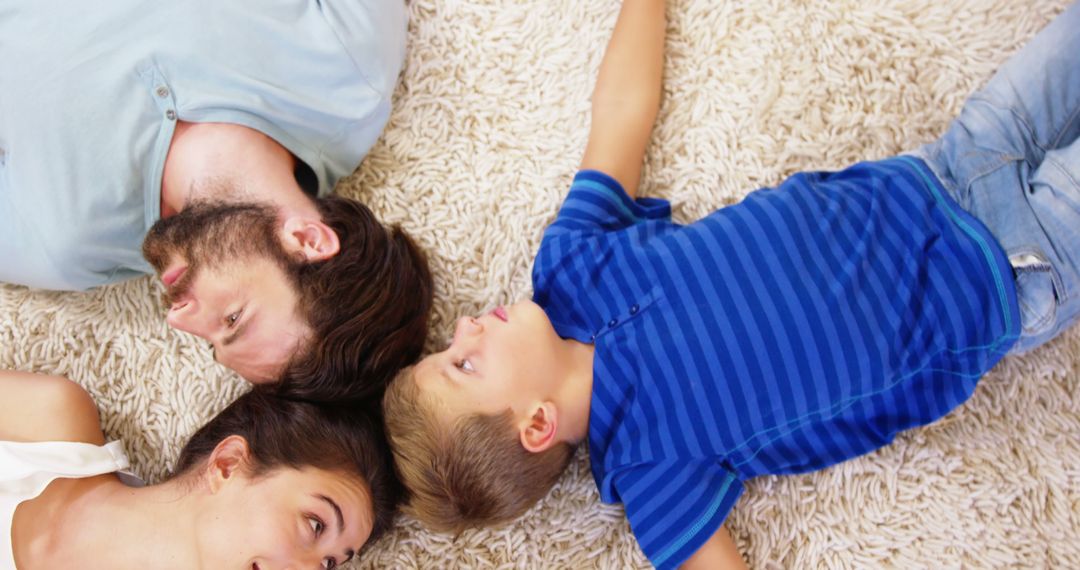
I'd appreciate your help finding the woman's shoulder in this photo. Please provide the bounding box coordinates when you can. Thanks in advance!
[0,371,105,445]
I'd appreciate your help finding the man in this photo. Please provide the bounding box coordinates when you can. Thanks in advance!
[0,0,432,394]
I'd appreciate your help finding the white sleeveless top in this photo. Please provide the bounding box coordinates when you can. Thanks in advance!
[1,440,135,570]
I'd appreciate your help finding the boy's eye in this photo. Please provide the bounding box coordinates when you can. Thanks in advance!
[455,358,474,373]
[308,516,324,536]
[225,310,241,327]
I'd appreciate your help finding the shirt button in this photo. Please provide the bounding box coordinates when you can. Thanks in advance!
[608,318,618,328]
[165,109,177,121]
[589,334,596,342]
[629,304,639,315]
[155,85,170,98]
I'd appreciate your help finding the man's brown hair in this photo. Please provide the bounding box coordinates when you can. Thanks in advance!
[277,195,434,404]
[382,366,576,534]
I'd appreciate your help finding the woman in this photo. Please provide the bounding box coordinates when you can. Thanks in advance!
[1,371,400,569]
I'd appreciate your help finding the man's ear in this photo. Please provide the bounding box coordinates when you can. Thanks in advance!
[281,216,340,262]
[205,434,252,493]
[519,402,559,453]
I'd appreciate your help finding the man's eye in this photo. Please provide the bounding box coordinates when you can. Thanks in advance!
[308,516,324,536]
[455,359,474,373]
[225,311,241,327]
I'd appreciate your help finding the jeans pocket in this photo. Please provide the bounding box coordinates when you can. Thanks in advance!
[1011,251,1060,336]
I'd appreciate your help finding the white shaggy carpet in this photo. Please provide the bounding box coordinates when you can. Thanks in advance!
[3,0,1078,568]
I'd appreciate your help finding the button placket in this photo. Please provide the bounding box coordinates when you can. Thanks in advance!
[597,302,643,339]
[591,287,660,343]
[139,68,177,122]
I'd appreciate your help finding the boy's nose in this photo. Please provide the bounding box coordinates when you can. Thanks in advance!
[452,315,484,344]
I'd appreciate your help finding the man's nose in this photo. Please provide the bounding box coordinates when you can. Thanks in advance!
[165,299,211,339]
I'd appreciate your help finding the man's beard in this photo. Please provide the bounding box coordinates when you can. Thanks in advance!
[142,201,296,307]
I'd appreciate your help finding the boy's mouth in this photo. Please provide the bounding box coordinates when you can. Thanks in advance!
[490,305,509,322]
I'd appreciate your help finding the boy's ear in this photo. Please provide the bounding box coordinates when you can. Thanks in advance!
[281,215,340,262]
[205,434,252,493]
[519,402,559,453]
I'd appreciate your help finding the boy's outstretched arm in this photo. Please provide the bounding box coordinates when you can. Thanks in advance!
[682,525,748,570]
[580,0,666,198]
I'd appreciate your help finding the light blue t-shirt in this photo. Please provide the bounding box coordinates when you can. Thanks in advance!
[0,0,406,290]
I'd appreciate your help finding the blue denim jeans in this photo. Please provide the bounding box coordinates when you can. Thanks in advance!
[911,1,1080,354]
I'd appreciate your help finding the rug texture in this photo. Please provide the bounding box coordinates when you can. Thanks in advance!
[2,0,1078,568]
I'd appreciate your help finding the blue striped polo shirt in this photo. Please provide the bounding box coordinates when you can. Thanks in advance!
[531,157,1020,569]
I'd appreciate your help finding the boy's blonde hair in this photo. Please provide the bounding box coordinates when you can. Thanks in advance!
[382,365,575,533]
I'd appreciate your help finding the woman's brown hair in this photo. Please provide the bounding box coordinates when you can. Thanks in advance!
[174,386,403,549]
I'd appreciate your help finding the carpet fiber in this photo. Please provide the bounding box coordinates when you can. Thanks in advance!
[2,0,1078,567]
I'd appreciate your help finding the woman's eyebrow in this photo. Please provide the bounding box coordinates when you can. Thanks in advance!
[316,494,360,562]
[316,493,345,532]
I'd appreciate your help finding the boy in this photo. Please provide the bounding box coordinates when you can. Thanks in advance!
[384,1,1080,568]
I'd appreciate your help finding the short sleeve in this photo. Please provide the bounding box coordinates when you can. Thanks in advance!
[611,459,744,570]
[532,170,673,342]
[544,170,671,238]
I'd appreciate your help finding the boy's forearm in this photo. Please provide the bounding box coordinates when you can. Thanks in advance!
[593,0,666,109]
[581,0,667,197]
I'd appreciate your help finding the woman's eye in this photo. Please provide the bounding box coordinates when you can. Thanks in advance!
[308,516,323,536]
[322,558,337,570]
[455,358,474,373]
[225,311,241,327]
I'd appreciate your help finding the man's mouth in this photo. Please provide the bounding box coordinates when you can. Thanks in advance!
[161,263,198,308]
[161,265,187,287]
[490,305,508,322]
